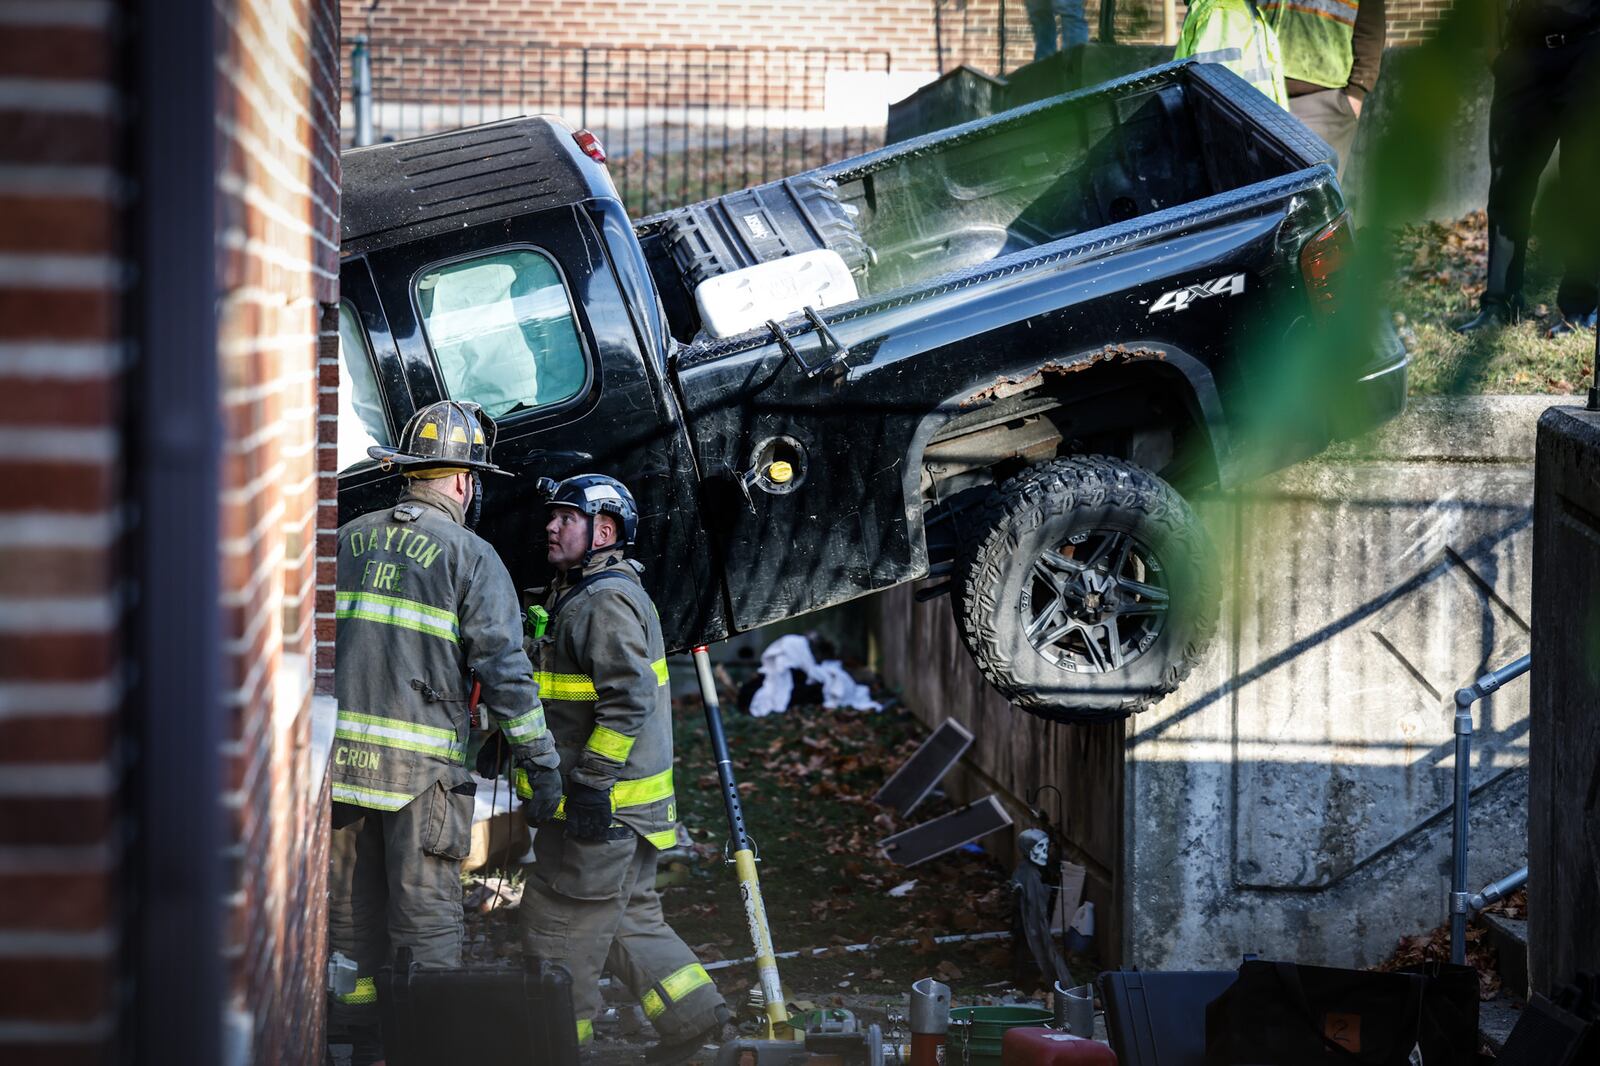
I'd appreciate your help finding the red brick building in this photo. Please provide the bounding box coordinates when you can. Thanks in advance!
[0,0,340,1062]
[342,0,1453,67]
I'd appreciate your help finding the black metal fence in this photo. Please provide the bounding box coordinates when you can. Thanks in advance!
[934,0,1178,76]
[341,39,893,217]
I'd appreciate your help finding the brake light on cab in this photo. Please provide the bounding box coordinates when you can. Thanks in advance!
[1299,213,1352,318]
[573,129,607,164]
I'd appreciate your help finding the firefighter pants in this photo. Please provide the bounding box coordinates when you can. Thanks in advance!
[326,779,475,1039]
[518,826,726,1045]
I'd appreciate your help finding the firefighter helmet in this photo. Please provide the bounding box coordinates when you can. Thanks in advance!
[536,473,639,550]
[368,400,507,477]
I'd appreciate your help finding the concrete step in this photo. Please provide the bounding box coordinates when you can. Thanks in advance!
[1480,911,1529,1001]
[1478,992,1524,1056]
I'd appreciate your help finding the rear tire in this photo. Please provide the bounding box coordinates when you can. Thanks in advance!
[952,455,1219,723]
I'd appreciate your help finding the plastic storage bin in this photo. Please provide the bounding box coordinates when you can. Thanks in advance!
[662,175,870,291]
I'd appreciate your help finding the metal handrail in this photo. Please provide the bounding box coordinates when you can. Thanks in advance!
[1449,654,1531,964]
[1469,865,1528,914]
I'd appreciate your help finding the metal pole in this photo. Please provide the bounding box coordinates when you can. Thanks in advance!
[353,34,374,146]
[934,0,946,75]
[1163,0,1178,45]
[132,0,222,1060]
[692,645,790,1039]
[999,0,1007,74]
[1587,307,1598,411]
[1449,654,1532,964]
[1449,691,1474,964]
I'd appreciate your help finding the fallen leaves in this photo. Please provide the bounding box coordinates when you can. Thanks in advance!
[1372,891,1526,1002]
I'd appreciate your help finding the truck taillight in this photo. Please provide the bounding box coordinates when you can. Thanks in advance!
[574,129,607,163]
[1299,214,1352,318]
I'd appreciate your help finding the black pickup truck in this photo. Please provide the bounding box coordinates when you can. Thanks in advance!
[336,60,1407,722]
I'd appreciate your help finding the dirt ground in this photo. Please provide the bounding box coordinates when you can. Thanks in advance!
[461,686,1101,1053]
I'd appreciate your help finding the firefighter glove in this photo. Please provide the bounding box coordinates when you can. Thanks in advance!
[562,780,614,841]
[519,764,563,826]
[474,734,509,780]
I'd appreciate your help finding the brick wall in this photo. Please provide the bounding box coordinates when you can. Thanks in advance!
[215,0,341,1061]
[0,0,340,1061]
[340,0,1449,68]
[0,1,126,1061]
[343,0,942,68]
[1386,0,1452,45]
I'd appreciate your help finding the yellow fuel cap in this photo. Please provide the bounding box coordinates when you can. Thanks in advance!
[767,460,794,484]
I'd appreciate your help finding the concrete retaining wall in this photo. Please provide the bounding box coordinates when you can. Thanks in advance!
[871,395,1556,969]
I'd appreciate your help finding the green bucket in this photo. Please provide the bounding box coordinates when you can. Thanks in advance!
[947,1005,1053,1066]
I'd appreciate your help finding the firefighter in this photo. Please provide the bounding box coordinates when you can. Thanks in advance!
[517,473,731,1063]
[328,400,561,1066]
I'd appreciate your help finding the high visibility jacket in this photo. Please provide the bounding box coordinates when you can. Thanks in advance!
[1176,0,1291,109]
[333,486,556,811]
[529,552,677,850]
[1260,0,1358,91]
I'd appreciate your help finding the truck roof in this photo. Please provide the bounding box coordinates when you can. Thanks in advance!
[340,116,615,257]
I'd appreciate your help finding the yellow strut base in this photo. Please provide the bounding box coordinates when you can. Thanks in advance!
[733,848,793,1039]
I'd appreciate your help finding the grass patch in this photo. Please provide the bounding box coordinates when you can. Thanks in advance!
[663,698,1088,1005]
[1388,212,1596,395]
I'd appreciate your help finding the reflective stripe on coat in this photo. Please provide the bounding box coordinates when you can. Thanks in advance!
[1177,0,1291,109]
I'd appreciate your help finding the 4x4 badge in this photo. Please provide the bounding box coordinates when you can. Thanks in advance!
[1147,272,1246,313]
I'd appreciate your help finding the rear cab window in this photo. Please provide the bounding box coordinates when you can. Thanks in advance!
[414,248,589,420]
[337,301,390,471]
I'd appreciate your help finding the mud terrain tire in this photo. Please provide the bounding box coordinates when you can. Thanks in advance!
[953,455,1219,722]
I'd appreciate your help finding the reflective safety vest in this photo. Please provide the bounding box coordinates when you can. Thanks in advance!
[1176,0,1291,109]
[1260,0,1357,91]
[332,487,555,810]
[528,552,678,850]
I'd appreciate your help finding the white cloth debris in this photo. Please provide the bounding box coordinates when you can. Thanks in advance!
[887,880,918,897]
[747,633,881,717]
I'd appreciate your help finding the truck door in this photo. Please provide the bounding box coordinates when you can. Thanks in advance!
[336,204,721,647]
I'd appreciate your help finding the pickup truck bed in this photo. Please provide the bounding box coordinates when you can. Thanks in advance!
[640,60,1319,339]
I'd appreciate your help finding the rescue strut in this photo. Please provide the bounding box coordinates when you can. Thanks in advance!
[691,645,790,1039]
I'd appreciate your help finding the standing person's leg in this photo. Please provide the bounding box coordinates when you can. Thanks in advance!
[1288,90,1360,177]
[1026,0,1058,59]
[605,841,728,1052]
[385,777,473,968]
[327,804,390,1066]
[518,828,640,1047]
[1460,45,1562,330]
[1053,0,1089,50]
[1550,37,1600,331]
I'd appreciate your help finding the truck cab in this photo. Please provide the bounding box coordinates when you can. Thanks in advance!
[337,119,726,645]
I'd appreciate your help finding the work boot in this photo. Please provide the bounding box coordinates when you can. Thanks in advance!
[1454,296,1520,334]
[643,1010,737,1066]
[1547,310,1598,338]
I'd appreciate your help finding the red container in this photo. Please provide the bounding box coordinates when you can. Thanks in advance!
[1000,1027,1117,1066]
